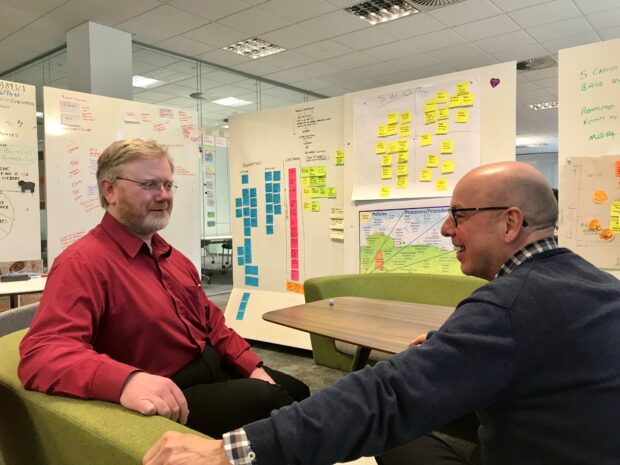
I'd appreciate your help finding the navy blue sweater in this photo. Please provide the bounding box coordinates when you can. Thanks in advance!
[245,248,620,465]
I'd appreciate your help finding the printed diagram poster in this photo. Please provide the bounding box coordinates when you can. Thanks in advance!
[0,80,40,261]
[560,155,620,269]
[352,78,480,200]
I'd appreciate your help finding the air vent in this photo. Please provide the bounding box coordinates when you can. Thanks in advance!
[516,56,557,71]
[408,0,466,6]
[189,92,205,100]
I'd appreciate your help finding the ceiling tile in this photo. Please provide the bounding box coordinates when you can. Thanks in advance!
[310,85,348,97]
[376,13,445,39]
[36,0,124,31]
[448,53,499,70]
[346,61,402,79]
[519,67,558,81]
[572,0,620,14]
[0,29,64,54]
[218,7,289,36]
[183,22,248,47]
[323,51,379,70]
[263,69,307,84]
[541,31,600,54]
[259,25,323,49]
[197,49,253,67]
[599,25,620,40]
[296,39,353,60]
[427,44,489,62]
[16,18,67,42]
[491,43,549,62]
[586,7,620,30]
[290,61,338,78]
[258,0,336,22]
[0,0,66,16]
[130,5,209,34]
[290,77,334,91]
[426,0,500,27]
[117,19,178,44]
[388,53,441,71]
[404,63,458,81]
[333,27,396,51]
[490,0,555,13]
[404,29,464,52]
[508,0,581,28]
[91,0,161,18]
[340,78,383,92]
[323,0,363,8]
[257,50,317,68]
[474,31,535,53]
[364,41,420,61]
[299,10,368,37]
[132,48,181,68]
[452,14,520,41]
[168,0,250,20]
[526,16,593,42]
[155,36,217,57]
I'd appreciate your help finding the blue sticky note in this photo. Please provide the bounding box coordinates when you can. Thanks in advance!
[244,227,251,236]
[235,198,242,207]
[244,238,251,250]
[274,205,282,215]
[242,189,249,205]
[241,174,249,185]
[274,171,281,181]
[243,217,250,227]
[250,188,257,197]
[250,197,257,207]
[250,208,258,218]
[237,246,244,256]
[266,204,273,214]
[266,225,274,235]
[273,183,280,193]
[265,171,272,181]
[266,193,273,203]
[235,208,242,218]
[241,292,251,303]
[273,194,281,203]
[266,183,273,193]
[266,215,274,225]
[251,218,258,227]
[245,276,259,287]
[237,256,245,266]
[243,207,250,217]
[245,265,259,275]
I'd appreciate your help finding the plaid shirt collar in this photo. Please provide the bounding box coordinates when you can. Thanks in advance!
[496,237,558,278]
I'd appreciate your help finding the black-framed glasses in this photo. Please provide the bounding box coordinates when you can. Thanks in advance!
[116,177,178,193]
[448,207,528,227]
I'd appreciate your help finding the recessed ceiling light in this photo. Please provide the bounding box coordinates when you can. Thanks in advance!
[223,38,285,59]
[528,101,558,111]
[211,97,253,107]
[345,0,420,25]
[132,75,166,89]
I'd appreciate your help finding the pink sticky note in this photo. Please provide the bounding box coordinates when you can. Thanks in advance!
[291,270,299,281]
[291,238,298,248]
[291,258,299,268]
[291,248,299,259]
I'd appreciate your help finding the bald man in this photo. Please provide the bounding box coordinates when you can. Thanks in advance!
[144,162,620,465]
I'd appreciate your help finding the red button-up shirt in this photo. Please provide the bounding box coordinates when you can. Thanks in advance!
[19,212,260,402]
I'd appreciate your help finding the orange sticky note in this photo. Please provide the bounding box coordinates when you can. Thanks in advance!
[616,160,620,177]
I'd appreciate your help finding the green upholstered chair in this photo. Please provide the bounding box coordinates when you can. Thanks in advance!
[303,273,486,372]
[0,324,207,465]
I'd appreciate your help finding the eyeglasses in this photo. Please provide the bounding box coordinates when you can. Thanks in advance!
[116,177,178,193]
[448,207,528,228]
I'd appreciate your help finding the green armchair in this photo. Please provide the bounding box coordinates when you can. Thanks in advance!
[304,273,486,372]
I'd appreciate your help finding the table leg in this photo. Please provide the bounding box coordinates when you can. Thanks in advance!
[351,347,371,371]
[10,294,19,309]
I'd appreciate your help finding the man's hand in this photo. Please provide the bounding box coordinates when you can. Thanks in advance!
[143,432,230,465]
[409,333,427,346]
[249,366,276,384]
[120,372,189,424]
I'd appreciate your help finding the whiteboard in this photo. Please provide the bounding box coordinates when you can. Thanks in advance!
[558,38,620,275]
[0,79,40,261]
[43,87,201,270]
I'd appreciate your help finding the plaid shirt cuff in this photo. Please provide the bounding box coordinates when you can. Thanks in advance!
[223,428,257,465]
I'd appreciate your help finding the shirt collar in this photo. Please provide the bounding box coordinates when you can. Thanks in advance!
[496,237,558,278]
[100,212,172,258]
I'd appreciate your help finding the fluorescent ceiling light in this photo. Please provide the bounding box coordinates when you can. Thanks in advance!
[211,97,253,107]
[528,101,558,111]
[223,38,285,59]
[132,75,166,89]
[345,0,420,25]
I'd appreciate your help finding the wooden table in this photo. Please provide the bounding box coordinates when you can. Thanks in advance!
[263,296,454,371]
[0,277,47,309]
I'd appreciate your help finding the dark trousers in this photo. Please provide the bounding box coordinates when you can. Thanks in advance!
[171,345,310,438]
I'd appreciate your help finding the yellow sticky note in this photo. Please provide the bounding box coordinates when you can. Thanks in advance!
[399,124,411,137]
[420,169,433,182]
[424,111,436,125]
[301,167,311,178]
[382,167,393,179]
[387,141,399,153]
[396,176,408,189]
[449,96,461,108]
[327,187,337,198]
[436,121,449,135]
[316,166,326,177]
[335,150,345,165]
[336,156,344,166]
[437,107,450,120]
[455,109,469,123]
[435,90,448,103]
[380,186,391,197]
[397,163,408,176]
[456,81,470,96]
[420,133,433,147]
[386,124,398,136]
[424,101,437,113]
[378,125,387,137]
[398,139,408,152]
[436,178,448,191]
[376,142,386,154]
[461,93,475,107]
[441,160,455,174]
[303,201,313,211]
[381,154,393,166]
[427,154,439,168]
[312,201,321,212]
[302,177,311,187]
[441,140,454,154]
[611,201,620,232]
[303,187,312,198]
[398,152,408,164]
[401,111,412,124]
[387,112,399,125]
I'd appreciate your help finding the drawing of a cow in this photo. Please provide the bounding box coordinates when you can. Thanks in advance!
[18,180,36,193]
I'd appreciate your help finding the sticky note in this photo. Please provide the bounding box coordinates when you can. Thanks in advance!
[381,154,393,166]
[380,186,391,197]
[449,96,461,108]
[303,188,312,198]
[616,160,620,177]
[441,160,455,174]
[274,171,281,181]
[245,265,259,275]
[378,125,387,137]
[302,177,311,187]
[399,124,411,137]
[398,152,408,164]
[436,121,449,135]
[387,141,399,153]
[241,174,249,184]
[424,111,436,125]
[396,176,408,188]
[336,154,344,166]
[401,111,412,124]
[315,166,326,177]
[436,178,448,191]
[335,150,344,163]
[381,167,393,179]
[437,108,450,120]
[424,100,436,113]
[455,109,469,123]
[266,225,274,235]
[327,187,337,198]
[435,90,448,103]
[235,208,242,218]
[387,112,399,125]
[427,154,439,168]
[375,142,386,154]
[303,201,313,212]
[301,167,310,177]
[398,140,408,152]
[420,169,433,182]
[311,201,320,212]
[420,133,433,147]
[456,81,470,95]
[397,163,408,176]
[461,93,475,107]
[386,124,398,136]
[440,140,454,154]
[265,171,272,181]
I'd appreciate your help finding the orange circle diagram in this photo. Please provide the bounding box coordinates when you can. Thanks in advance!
[592,190,608,204]
[599,229,615,242]
[587,219,602,231]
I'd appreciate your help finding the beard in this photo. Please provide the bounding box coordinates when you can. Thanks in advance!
[116,196,172,237]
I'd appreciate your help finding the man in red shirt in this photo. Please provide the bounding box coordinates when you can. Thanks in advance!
[18,138,309,438]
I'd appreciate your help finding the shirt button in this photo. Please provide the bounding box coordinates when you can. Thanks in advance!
[247,452,256,461]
